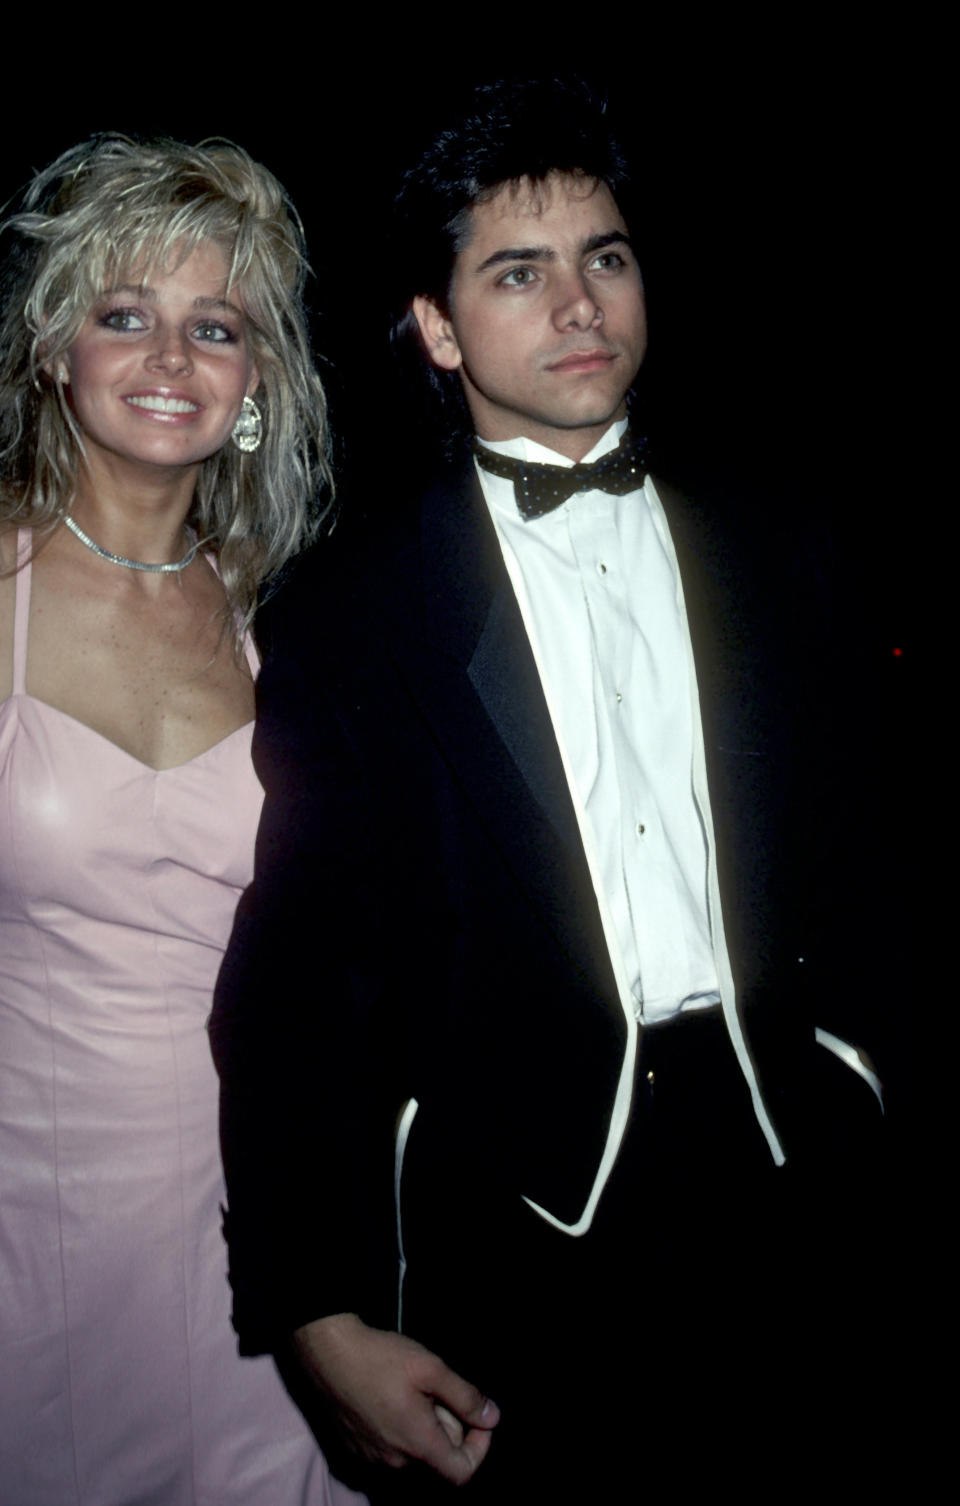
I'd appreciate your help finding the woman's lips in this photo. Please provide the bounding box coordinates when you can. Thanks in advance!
[123,390,202,418]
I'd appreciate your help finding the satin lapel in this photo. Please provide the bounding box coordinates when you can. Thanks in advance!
[653,474,797,998]
[388,468,615,1000]
[418,470,580,847]
[652,476,729,767]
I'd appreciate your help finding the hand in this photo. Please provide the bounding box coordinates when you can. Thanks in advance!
[290,1313,500,1484]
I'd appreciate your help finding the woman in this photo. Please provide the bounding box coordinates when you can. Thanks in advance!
[0,138,365,1504]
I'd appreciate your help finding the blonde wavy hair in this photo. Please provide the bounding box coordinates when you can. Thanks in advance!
[0,135,331,632]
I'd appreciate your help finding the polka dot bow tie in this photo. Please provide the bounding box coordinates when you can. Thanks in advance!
[473,432,648,520]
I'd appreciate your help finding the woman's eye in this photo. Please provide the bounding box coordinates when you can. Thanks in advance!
[193,321,235,343]
[98,307,146,332]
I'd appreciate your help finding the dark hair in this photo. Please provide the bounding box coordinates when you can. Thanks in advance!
[390,78,634,449]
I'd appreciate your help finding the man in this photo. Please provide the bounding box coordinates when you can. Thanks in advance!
[211,80,885,1499]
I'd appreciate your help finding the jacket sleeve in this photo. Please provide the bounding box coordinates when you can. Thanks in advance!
[210,556,404,1354]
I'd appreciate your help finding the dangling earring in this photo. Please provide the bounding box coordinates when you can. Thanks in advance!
[231,395,263,453]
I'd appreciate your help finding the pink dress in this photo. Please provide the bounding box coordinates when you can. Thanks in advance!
[0,540,365,1505]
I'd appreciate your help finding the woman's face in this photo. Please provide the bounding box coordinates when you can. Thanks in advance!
[59,239,260,477]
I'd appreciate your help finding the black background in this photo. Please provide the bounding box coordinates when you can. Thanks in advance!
[5,26,925,1115]
[3,30,924,638]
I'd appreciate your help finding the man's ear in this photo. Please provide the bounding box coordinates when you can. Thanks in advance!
[412,296,462,372]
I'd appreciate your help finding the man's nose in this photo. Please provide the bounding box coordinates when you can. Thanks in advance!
[552,273,603,332]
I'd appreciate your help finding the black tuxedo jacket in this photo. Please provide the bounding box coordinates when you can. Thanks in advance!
[211,461,872,1353]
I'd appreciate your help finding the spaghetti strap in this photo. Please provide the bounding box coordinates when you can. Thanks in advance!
[205,548,260,681]
[12,530,31,696]
[242,631,260,679]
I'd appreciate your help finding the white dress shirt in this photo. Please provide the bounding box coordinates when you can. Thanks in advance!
[475,420,785,1210]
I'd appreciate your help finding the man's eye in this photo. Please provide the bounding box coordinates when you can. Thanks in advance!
[499,266,537,287]
[589,252,625,272]
[98,307,146,332]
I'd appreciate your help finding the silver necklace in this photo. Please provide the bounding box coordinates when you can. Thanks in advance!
[62,514,198,574]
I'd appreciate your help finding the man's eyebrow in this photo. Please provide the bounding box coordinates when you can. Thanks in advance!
[474,245,556,273]
[583,231,635,257]
[473,229,634,274]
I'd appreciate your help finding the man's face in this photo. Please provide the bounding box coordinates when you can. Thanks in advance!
[414,173,646,462]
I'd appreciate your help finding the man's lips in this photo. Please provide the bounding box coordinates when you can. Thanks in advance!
[545,349,617,372]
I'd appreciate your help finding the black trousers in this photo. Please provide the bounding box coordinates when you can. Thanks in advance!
[353,1012,896,1502]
